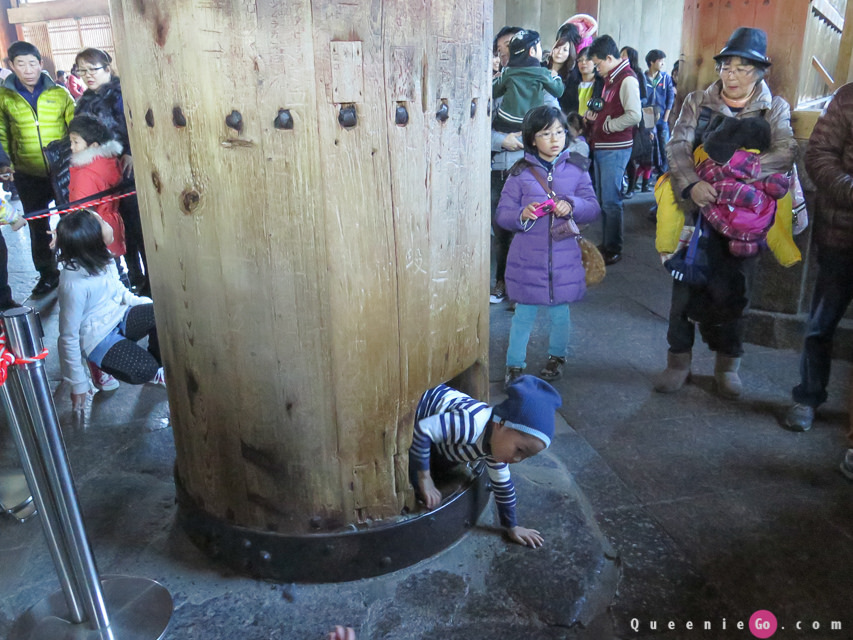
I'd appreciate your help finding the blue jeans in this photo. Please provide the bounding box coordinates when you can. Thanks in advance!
[655,121,670,172]
[593,147,632,254]
[792,247,853,408]
[506,303,570,368]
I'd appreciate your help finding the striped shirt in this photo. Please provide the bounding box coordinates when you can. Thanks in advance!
[409,384,518,528]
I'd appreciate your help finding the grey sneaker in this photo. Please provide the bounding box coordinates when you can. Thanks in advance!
[783,403,815,432]
[504,366,524,389]
[841,449,853,482]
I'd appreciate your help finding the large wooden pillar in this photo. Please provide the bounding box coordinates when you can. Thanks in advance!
[108,0,491,559]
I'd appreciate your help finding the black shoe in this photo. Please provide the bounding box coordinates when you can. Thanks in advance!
[622,190,634,199]
[31,272,60,297]
[0,299,21,312]
[604,252,622,265]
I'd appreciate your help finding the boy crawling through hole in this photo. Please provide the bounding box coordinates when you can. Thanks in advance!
[408,375,561,548]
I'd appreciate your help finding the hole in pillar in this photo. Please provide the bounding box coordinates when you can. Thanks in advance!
[274,108,294,130]
[225,109,243,132]
[470,98,477,118]
[395,102,409,126]
[435,99,449,122]
[172,106,187,128]
[414,361,489,510]
[145,108,154,127]
[338,104,357,129]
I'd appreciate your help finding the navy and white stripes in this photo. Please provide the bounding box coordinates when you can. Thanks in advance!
[409,384,519,528]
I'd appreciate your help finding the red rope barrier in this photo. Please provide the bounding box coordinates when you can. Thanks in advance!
[0,330,48,385]
[0,190,137,226]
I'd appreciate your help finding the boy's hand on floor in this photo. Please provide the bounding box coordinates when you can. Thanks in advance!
[508,525,544,548]
[417,472,442,509]
[328,626,356,640]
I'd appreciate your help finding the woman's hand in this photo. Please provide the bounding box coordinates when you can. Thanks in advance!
[584,110,598,123]
[553,199,572,218]
[120,154,134,178]
[71,390,89,412]
[690,180,718,207]
[417,471,442,510]
[501,132,523,152]
[521,202,541,221]
[507,525,544,548]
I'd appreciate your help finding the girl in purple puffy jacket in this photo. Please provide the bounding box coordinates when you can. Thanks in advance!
[496,105,601,387]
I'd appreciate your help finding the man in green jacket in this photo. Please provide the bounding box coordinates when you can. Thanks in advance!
[0,41,74,296]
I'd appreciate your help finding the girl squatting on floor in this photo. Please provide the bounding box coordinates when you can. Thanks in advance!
[56,209,164,411]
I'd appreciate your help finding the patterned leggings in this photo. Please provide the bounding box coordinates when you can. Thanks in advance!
[99,304,161,384]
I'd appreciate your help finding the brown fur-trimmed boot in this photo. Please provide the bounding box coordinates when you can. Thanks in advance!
[714,354,742,399]
[653,351,692,393]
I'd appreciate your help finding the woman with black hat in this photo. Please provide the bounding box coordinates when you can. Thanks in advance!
[653,27,796,398]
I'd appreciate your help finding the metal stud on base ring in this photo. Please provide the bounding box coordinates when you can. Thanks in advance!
[9,575,172,640]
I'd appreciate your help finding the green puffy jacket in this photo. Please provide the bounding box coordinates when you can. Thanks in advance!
[0,72,74,177]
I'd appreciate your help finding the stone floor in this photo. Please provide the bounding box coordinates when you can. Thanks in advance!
[1,192,852,639]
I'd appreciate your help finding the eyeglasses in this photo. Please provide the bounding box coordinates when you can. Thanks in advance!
[719,65,754,78]
[535,129,567,139]
[77,66,106,77]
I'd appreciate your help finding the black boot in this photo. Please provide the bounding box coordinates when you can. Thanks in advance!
[624,174,637,199]
[641,177,651,192]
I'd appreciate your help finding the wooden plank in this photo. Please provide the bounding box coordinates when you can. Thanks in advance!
[813,0,844,31]
[811,55,836,91]
[8,0,109,23]
[836,0,853,84]
[792,108,821,141]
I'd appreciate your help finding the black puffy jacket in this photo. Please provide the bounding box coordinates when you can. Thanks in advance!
[46,77,131,206]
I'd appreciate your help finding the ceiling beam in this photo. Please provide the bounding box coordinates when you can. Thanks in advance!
[7,0,109,24]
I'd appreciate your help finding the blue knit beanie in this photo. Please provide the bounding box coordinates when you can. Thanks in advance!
[492,375,562,448]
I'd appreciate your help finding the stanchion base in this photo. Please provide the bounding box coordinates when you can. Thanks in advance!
[9,575,172,640]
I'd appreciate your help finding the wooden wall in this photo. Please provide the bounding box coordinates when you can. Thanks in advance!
[598,0,684,69]
[493,0,579,45]
[492,0,682,70]
[679,0,811,108]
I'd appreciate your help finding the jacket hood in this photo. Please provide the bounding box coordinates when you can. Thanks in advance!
[70,139,123,167]
[2,71,60,92]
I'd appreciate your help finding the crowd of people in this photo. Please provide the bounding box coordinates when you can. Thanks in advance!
[0,40,161,407]
[488,22,853,482]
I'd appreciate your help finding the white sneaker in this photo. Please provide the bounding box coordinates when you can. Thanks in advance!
[87,361,119,391]
[148,367,166,387]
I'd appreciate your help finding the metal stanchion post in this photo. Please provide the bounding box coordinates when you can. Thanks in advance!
[2,307,173,640]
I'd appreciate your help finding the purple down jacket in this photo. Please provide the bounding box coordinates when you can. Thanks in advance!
[496,152,601,305]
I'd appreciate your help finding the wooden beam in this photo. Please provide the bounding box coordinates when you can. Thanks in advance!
[7,0,109,24]
[811,55,836,91]
[812,0,844,31]
[837,0,853,85]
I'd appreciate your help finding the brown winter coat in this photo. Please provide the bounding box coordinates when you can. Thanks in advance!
[805,82,853,249]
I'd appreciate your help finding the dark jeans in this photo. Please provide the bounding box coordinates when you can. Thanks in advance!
[654,121,670,173]
[491,170,512,285]
[119,190,148,284]
[0,232,11,306]
[792,247,853,408]
[15,172,58,277]
[666,226,756,357]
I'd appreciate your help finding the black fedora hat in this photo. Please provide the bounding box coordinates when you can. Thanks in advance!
[713,27,771,66]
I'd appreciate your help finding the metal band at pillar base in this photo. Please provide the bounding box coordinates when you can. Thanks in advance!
[8,575,173,640]
[176,467,491,583]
